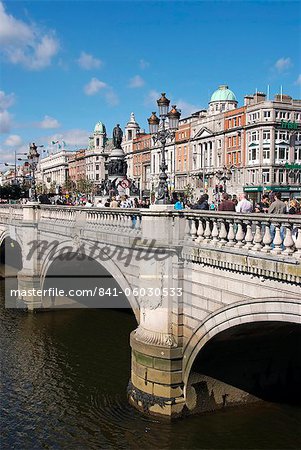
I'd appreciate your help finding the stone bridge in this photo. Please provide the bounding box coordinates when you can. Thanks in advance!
[0,204,300,419]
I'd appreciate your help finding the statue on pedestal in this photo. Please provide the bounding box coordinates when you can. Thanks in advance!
[112,124,123,149]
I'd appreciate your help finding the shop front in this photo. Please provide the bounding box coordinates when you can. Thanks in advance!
[244,185,301,202]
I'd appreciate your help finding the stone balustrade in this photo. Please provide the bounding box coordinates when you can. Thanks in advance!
[180,211,301,260]
[0,204,300,259]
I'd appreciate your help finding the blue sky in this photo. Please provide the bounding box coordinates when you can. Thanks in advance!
[0,0,300,161]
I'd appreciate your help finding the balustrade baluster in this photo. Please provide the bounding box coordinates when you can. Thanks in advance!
[190,219,197,240]
[204,219,211,243]
[294,225,301,258]
[283,225,294,255]
[252,223,263,251]
[271,223,283,255]
[195,219,204,243]
[261,222,272,253]
[227,222,235,247]
[235,222,245,248]
[243,222,253,250]
[218,220,227,246]
[134,215,141,231]
[211,220,219,245]
[184,218,191,239]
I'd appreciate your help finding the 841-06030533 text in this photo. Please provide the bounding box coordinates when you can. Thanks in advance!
[10,287,183,298]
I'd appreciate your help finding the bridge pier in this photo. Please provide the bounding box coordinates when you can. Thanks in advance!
[16,271,43,310]
[129,332,185,419]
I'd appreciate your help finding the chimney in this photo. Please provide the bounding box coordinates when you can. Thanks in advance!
[244,95,254,106]
[254,92,266,103]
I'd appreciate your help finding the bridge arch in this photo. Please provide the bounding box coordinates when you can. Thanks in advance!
[183,298,301,386]
[39,239,140,321]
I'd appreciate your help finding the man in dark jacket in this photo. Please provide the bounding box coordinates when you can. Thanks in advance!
[218,193,235,211]
[193,194,209,210]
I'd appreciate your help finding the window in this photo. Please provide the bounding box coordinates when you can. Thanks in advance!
[275,131,288,141]
[96,156,99,161]
[250,131,258,142]
[262,169,270,183]
[96,164,99,170]
[249,147,258,161]
[279,170,284,183]
[263,147,270,160]
[263,130,270,140]
[96,174,99,181]
[128,130,132,140]
[276,146,289,161]
[295,146,301,161]
[264,111,271,118]
[96,138,99,146]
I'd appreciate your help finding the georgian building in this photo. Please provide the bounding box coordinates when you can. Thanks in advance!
[85,121,113,185]
[38,149,74,190]
[174,119,192,192]
[122,112,141,180]
[132,132,152,197]
[243,92,301,200]
[68,149,86,183]
[188,85,238,199]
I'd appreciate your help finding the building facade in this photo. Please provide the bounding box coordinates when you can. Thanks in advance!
[38,150,74,191]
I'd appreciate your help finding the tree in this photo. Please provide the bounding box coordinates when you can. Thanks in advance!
[62,178,76,194]
[49,181,57,194]
[76,177,94,195]
[183,183,194,200]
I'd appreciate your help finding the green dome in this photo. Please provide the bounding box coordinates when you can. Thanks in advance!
[210,85,237,102]
[94,121,106,133]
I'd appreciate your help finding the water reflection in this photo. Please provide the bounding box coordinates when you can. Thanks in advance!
[1,281,301,449]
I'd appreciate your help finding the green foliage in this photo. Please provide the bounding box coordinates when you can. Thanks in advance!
[0,183,22,200]
[183,183,194,199]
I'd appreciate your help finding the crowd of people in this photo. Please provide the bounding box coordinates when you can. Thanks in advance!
[17,191,300,215]
[174,192,301,215]
[37,193,151,209]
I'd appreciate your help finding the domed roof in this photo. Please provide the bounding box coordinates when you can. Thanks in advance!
[210,85,237,102]
[94,121,106,133]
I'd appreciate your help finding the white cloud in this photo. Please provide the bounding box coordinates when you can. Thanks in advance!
[144,89,160,106]
[105,89,119,106]
[139,59,150,70]
[4,134,22,146]
[176,99,200,117]
[77,51,102,70]
[0,110,13,133]
[0,90,15,110]
[49,129,89,147]
[0,1,59,70]
[274,57,292,73]
[128,75,145,88]
[295,74,301,85]
[84,77,107,95]
[38,115,61,129]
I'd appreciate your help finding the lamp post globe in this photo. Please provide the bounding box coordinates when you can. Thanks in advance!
[148,93,181,205]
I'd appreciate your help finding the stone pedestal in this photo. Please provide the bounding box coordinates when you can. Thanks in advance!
[128,331,185,419]
[16,271,42,310]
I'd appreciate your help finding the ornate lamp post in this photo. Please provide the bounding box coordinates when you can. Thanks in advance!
[215,166,232,194]
[27,143,42,201]
[148,93,181,204]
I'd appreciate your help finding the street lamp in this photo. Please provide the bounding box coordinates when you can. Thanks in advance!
[148,93,181,204]
[27,142,43,201]
[215,166,232,193]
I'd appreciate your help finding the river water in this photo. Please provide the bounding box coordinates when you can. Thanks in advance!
[1,281,301,450]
